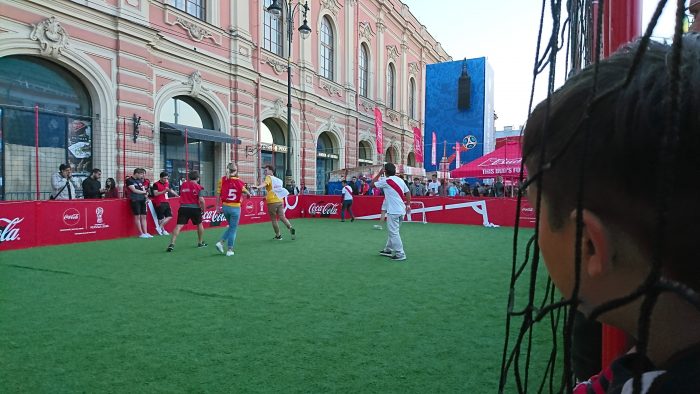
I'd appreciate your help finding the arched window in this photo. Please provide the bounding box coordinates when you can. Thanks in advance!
[159,96,216,194]
[259,119,287,179]
[359,44,369,97]
[387,63,396,110]
[0,55,92,200]
[385,146,397,163]
[263,0,283,56]
[320,17,334,80]
[409,78,417,119]
[358,140,372,166]
[407,152,416,167]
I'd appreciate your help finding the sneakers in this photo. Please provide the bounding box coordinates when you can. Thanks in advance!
[166,244,174,252]
[161,230,169,235]
[373,225,383,230]
[198,242,208,248]
[290,228,296,240]
[391,254,407,261]
[351,218,355,222]
[156,227,163,235]
[226,250,235,256]
[139,233,150,239]
[379,250,393,257]
[215,242,225,254]
[274,235,283,240]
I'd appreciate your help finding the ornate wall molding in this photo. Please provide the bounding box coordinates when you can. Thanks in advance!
[262,56,287,74]
[386,45,399,63]
[375,18,386,33]
[182,71,209,97]
[320,80,342,97]
[408,62,419,76]
[387,109,400,122]
[165,8,222,46]
[358,22,374,42]
[359,98,374,113]
[273,99,284,119]
[320,0,342,16]
[30,17,70,58]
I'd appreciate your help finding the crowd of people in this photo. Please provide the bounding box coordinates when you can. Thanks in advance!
[336,173,511,198]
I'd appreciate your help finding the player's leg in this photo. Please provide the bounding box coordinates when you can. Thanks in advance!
[268,204,281,238]
[227,206,241,250]
[191,208,206,247]
[387,214,405,260]
[276,204,295,239]
[340,201,346,221]
[167,208,187,251]
[348,201,355,221]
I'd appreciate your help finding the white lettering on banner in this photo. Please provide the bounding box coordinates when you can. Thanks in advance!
[90,206,110,230]
[245,201,255,214]
[202,209,227,223]
[63,208,80,226]
[0,217,23,242]
[477,157,522,167]
[284,195,299,212]
[308,202,339,216]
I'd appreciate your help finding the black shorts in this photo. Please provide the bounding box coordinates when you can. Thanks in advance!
[130,200,147,215]
[176,206,202,225]
[155,202,172,220]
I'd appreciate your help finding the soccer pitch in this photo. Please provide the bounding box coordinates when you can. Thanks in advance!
[0,219,546,393]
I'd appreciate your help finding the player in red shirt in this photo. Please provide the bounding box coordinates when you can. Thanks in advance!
[214,163,251,256]
[151,171,179,235]
[166,170,207,252]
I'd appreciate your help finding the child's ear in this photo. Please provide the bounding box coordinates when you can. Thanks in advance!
[571,209,612,278]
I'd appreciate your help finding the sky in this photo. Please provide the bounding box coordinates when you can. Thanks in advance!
[402,0,683,130]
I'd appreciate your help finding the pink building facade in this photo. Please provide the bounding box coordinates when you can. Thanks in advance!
[0,0,449,197]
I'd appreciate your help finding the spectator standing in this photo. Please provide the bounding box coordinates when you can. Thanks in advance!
[215,163,251,256]
[82,168,105,199]
[448,182,458,197]
[287,180,301,195]
[104,177,119,198]
[126,168,151,238]
[166,170,208,252]
[372,163,410,261]
[359,178,370,195]
[349,176,359,195]
[428,174,440,196]
[494,177,505,197]
[151,171,179,235]
[51,164,81,200]
[340,180,355,222]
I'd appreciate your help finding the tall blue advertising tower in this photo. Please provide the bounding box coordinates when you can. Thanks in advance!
[424,57,494,174]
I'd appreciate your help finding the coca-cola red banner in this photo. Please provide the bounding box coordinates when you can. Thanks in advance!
[0,195,529,252]
[374,107,383,155]
[413,127,423,164]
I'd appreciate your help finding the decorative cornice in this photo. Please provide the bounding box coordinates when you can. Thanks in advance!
[359,98,374,113]
[387,109,400,122]
[262,56,287,74]
[320,80,342,97]
[409,119,419,128]
[30,17,70,58]
[273,99,284,119]
[408,62,420,76]
[320,0,342,16]
[359,22,374,42]
[182,71,209,97]
[375,18,386,33]
[386,45,399,63]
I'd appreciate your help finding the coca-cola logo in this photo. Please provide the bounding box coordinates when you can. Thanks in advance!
[202,209,227,223]
[245,201,255,214]
[0,217,23,243]
[308,202,339,217]
[63,208,80,226]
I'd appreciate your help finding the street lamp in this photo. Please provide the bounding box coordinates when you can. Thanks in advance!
[267,0,311,188]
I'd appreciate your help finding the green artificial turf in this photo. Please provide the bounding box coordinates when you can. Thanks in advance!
[0,219,552,393]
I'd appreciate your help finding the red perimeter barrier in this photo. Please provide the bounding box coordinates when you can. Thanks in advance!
[0,195,529,251]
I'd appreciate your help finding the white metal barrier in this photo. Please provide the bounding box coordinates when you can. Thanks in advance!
[404,201,427,224]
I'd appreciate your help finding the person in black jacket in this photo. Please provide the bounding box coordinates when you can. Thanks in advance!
[82,168,105,199]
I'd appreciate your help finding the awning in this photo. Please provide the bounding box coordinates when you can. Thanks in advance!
[160,122,241,144]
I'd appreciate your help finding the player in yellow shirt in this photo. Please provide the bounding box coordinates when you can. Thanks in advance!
[252,165,296,240]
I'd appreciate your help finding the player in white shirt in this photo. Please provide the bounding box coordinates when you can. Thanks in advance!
[371,163,411,261]
[428,174,440,196]
[340,179,355,222]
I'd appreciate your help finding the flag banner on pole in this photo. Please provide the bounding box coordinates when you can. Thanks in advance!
[413,127,423,164]
[455,141,461,168]
[431,132,437,166]
[374,107,383,154]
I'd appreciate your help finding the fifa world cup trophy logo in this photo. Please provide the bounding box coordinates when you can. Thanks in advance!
[259,201,265,214]
[96,207,104,224]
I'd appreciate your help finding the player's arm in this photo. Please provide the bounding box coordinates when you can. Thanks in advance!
[404,190,412,213]
[252,176,269,189]
[216,178,223,211]
[128,182,147,195]
[198,194,206,213]
[370,167,385,187]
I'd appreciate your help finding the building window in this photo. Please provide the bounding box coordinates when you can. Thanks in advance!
[359,44,369,97]
[320,17,334,80]
[159,96,215,194]
[409,78,416,119]
[358,140,372,166]
[263,0,283,56]
[387,63,396,110]
[259,119,287,180]
[173,0,206,20]
[0,55,92,201]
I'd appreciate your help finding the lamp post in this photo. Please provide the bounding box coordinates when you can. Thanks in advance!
[267,0,311,188]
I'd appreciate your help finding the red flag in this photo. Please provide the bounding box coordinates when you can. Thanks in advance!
[374,107,383,155]
[431,132,437,166]
[413,127,423,164]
